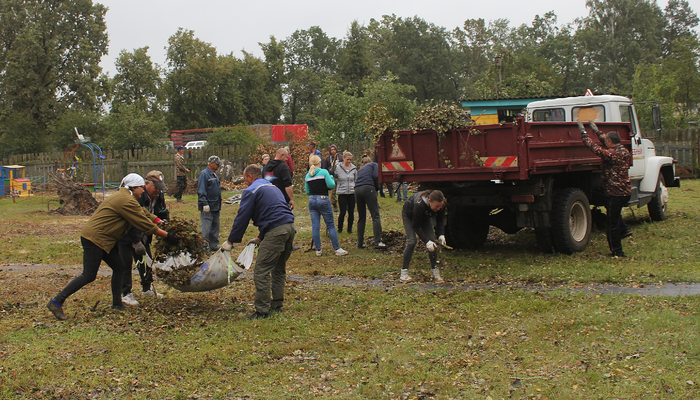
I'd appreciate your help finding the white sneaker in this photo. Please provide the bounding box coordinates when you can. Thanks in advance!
[400,269,412,282]
[432,268,444,283]
[335,248,348,256]
[142,288,163,298]
[316,250,322,257]
[121,293,140,306]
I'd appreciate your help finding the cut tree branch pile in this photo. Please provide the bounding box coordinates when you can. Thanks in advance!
[48,171,100,215]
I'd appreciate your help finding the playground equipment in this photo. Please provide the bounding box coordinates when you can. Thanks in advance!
[0,165,32,197]
[62,142,106,198]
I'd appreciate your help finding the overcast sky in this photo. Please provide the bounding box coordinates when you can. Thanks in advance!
[97,0,687,76]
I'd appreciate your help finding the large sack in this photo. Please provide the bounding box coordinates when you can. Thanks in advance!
[153,249,244,292]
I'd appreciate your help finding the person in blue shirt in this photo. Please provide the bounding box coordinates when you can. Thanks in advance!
[354,155,386,249]
[222,165,296,319]
[197,155,222,251]
[305,155,348,257]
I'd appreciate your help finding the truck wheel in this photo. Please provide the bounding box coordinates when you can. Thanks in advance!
[446,207,489,249]
[535,227,554,253]
[647,174,668,221]
[551,188,592,254]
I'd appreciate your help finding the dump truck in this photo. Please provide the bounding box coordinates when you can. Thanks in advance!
[377,95,680,253]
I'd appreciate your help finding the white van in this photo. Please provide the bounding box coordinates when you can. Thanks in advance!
[185,140,208,149]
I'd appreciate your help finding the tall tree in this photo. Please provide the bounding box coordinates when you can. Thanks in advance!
[368,15,459,103]
[260,36,285,123]
[110,47,163,115]
[338,21,376,86]
[282,26,340,129]
[163,28,220,130]
[662,0,699,56]
[578,0,665,93]
[0,0,108,156]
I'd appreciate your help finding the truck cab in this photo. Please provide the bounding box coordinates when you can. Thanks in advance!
[526,95,679,216]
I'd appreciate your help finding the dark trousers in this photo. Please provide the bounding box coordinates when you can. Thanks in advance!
[337,194,355,233]
[355,185,382,246]
[379,182,393,198]
[174,175,187,199]
[254,223,295,314]
[55,237,125,307]
[118,235,154,295]
[606,195,630,255]
[402,214,437,270]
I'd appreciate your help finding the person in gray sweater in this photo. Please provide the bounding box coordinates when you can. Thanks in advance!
[333,151,357,234]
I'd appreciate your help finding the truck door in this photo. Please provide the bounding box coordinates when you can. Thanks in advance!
[621,105,644,179]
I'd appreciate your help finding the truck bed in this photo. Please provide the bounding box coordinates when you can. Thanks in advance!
[378,118,632,183]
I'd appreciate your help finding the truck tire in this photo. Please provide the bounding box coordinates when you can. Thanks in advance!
[647,174,668,221]
[551,188,592,254]
[446,207,490,249]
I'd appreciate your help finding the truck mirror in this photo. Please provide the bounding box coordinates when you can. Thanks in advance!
[652,104,662,133]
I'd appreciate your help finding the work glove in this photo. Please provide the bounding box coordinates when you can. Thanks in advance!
[248,237,261,247]
[438,235,446,246]
[158,219,168,226]
[221,241,233,251]
[577,120,587,135]
[133,242,147,256]
[203,205,210,213]
[165,231,177,243]
[588,120,599,134]
[426,240,437,252]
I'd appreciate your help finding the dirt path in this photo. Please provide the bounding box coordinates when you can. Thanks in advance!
[3,263,699,297]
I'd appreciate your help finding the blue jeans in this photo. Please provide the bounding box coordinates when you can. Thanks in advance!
[200,210,220,250]
[395,182,408,200]
[308,195,341,251]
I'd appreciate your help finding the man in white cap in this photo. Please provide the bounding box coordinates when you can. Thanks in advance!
[47,173,173,320]
[198,156,222,251]
[118,170,170,305]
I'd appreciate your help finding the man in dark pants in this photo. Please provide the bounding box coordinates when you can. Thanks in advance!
[222,165,295,319]
[119,170,170,306]
[354,156,386,249]
[198,156,222,251]
[173,146,190,202]
[579,121,632,257]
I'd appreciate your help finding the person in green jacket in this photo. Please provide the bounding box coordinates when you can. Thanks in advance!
[47,173,172,321]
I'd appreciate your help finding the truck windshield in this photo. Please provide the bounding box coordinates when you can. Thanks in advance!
[532,108,565,121]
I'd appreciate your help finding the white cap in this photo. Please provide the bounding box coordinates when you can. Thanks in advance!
[120,173,145,189]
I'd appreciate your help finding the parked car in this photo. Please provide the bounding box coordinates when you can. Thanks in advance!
[185,140,208,149]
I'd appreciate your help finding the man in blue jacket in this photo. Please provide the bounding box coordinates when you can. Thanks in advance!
[198,155,222,251]
[222,164,296,319]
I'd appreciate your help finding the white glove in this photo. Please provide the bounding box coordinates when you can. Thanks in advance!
[438,235,446,246]
[221,241,232,251]
[426,240,437,252]
[248,237,261,247]
[203,205,210,213]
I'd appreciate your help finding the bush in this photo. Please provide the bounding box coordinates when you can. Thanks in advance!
[207,126,266,147]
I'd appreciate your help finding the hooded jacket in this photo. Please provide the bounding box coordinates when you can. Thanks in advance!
[333,162,357,195]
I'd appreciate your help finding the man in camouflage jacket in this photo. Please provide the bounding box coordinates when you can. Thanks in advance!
[579,120,632,257]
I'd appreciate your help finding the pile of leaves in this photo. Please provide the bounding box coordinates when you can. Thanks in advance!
[365,229,410,253]
[48,171,100,215]
[153,217,210,286]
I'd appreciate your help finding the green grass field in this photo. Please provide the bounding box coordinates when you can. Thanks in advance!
[0,180,699,398]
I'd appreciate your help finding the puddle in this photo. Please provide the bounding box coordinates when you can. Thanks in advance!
[3,264,700,297]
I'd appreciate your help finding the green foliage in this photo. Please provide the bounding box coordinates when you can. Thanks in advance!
[111,47,163,116]
[207,126,266,147]
[362,104,397,144]
[0,0,109,156]
[579,0,665,93]
[319,74,419,143]
[102,104,165,151]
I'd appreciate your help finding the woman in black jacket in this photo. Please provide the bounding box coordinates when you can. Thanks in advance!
[400,190,447,282]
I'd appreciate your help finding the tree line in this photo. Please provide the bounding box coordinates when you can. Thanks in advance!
[0,0,698,157]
